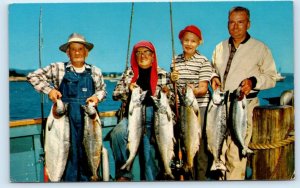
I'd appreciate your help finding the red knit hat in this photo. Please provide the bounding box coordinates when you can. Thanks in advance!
[130,41,158,96]
[178,25,202,41]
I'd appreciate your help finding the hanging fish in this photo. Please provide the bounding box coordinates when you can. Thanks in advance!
[179,84,201,173]
[206,88,227,171]
[121,86,147,171]
[44,99,70,182]
[152,89,175,179]
[82,102,102,181]
[231,87,253,156]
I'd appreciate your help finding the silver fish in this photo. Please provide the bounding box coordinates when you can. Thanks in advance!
[121,87,147,171]
[82,102,102,181]
[231,87,253,156]
[179,85,201,171]
[44,99,70,182]
[206,88,227,171]
[152,90,175,179]
[101,147,110,181]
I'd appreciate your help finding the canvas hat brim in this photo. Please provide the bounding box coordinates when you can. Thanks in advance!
[59,41,94,52]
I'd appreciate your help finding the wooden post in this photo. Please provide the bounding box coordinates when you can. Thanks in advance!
[250,105,294,180]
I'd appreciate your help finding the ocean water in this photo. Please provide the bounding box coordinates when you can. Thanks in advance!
[9,80,121,121]
[9,73,294,121]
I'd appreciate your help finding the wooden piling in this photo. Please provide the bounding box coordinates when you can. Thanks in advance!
[249,105,294,180]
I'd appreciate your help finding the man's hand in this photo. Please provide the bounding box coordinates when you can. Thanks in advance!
[211,77,221,91]
[48,89,62,103]
[240,78,253,96]
[170,70,179,82]
[86,96,99,106]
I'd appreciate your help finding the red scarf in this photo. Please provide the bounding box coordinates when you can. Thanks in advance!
[130,41,158,96]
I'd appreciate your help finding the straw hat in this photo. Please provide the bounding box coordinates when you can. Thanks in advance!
[59,33,94,52]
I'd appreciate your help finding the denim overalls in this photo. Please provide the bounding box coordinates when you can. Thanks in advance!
[59,63,94,181]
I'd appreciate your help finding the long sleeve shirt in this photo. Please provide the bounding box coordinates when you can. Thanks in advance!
[211,37,277,93]
[27,61,106,102]
[113,67,170,102]
[112,66,172,117]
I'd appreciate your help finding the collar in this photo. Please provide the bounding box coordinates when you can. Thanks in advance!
[66,61,91,69]
[229,32,251,46]
[181,50,201,61]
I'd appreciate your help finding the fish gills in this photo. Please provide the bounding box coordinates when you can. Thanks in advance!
[231,87,253,156]
[45,99,70,182]
[82,103,102,181]
[152,90,175,179]
[180,85,201,171]
[121,87,147,171]
[206,88,227,171]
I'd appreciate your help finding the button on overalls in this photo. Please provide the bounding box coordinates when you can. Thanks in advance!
[59,63,95,181]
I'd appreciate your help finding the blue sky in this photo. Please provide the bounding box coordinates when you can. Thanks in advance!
[1,1,299,187]
[8,0,294,73]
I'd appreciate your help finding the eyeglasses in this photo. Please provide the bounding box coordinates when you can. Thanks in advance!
[135,50,153,57]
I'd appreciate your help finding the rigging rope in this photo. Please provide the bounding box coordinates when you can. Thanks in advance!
[125,2,134,69]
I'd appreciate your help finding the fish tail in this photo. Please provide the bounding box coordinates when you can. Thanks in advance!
[90,175,99,181]
[211,160,226,171]
[242,147,254,156]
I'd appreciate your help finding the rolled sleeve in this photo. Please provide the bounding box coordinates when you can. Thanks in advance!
[92,66,107,102]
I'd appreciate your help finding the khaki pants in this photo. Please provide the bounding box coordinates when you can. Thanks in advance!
[220,97,259,180]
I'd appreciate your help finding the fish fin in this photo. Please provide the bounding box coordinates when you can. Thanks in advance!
[48,119,54,131]
[211,160,226,171]
[166,110,172,122]
[242,147,254,156]
[120,161,131,171]
[140,90,148,102]
[151,96,159,108]
[172,137,177,145]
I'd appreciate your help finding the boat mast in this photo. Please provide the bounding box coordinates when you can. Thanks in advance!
[39,7,45,148]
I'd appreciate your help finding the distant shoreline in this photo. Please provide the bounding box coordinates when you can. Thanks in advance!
[9,76,27,82]
[9,76,121,82]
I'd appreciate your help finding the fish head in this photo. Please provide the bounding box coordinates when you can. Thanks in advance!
[131,86,147,104]
[151,95,159,109]
[184,85,196,107]
[212,88,226,105]
[235,86,245,101]
[82,102,97,116]
[53,99,67,117]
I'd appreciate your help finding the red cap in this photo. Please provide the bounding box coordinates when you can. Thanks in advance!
[178,25,202,41]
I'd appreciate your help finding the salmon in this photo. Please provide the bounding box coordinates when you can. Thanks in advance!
[82,102,102,181]
[121,87,147,171]
[44,99,70,181]
[152,89,175,179]
[179,85,201,172]
[231,87,253,156]
[206,88,227,171]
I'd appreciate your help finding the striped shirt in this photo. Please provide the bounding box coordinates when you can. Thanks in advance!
[27,61,107,102]
[171,51,212,107]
